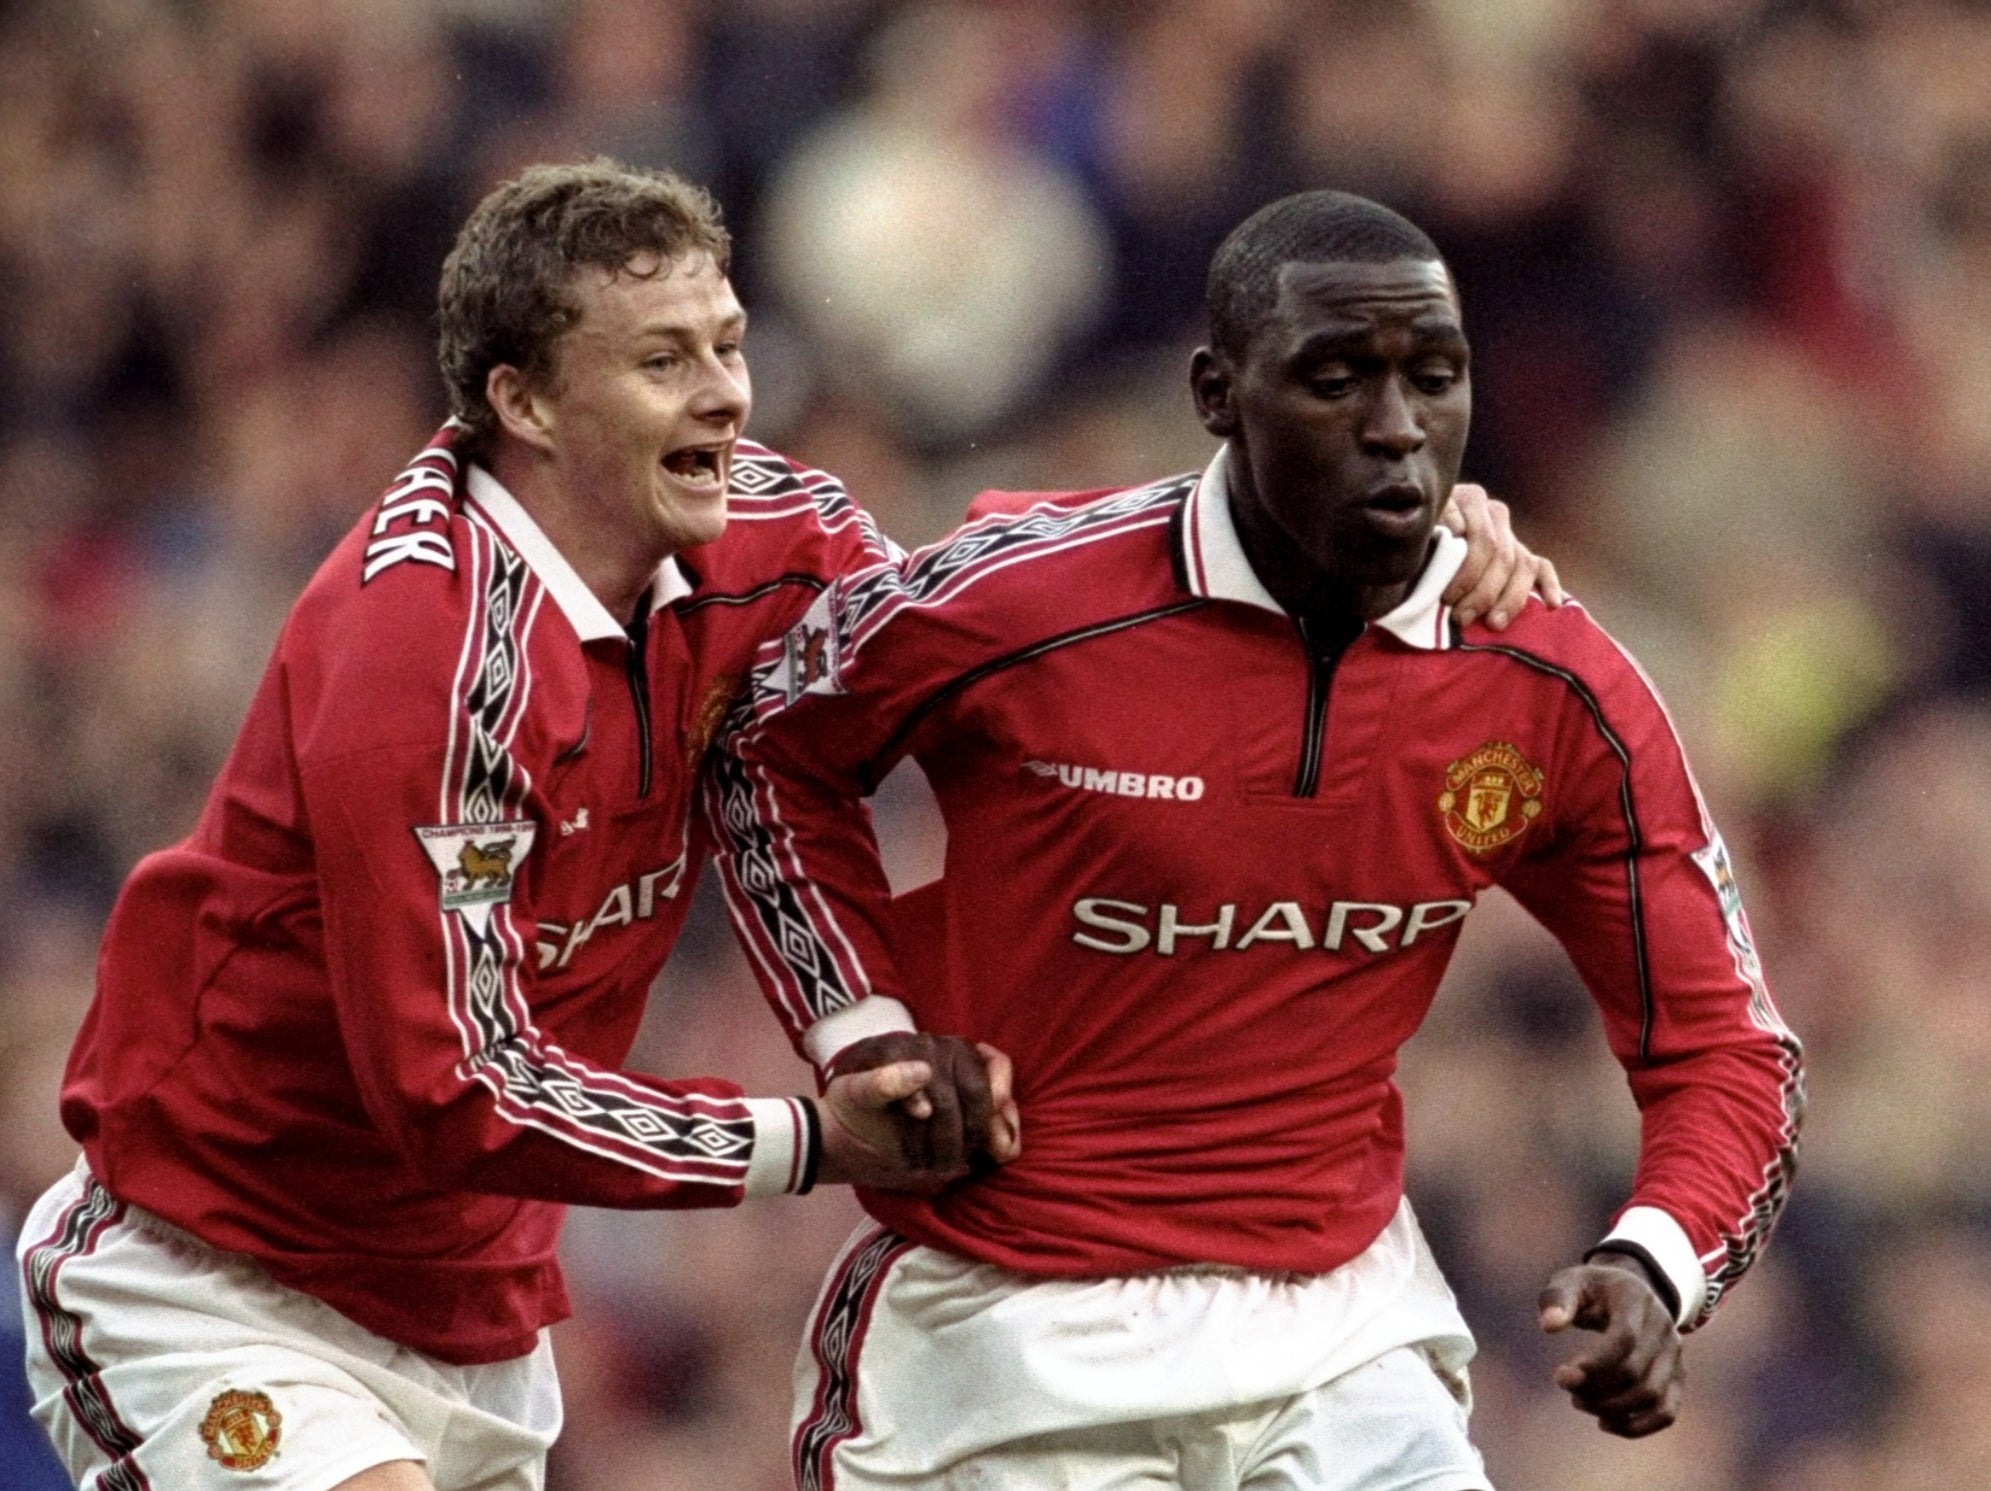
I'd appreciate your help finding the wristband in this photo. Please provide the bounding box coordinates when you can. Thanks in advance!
[1584,1241,1682,1323]
[794,1096,822,1195]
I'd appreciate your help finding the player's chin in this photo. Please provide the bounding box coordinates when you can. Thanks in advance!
[1338,532,1435,589]
[660,496,729,551]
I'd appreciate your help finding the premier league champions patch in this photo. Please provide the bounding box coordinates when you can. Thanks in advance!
[771,589,847,704]
[415,820,537,931]
[1692,831,1763,980]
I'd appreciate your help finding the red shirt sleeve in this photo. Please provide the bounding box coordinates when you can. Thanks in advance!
[706,563,937,1059]
[287,551,810,1209]
[1498,619,1804,1328]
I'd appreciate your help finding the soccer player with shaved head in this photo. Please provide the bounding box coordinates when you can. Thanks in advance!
[720,190,1803,1491]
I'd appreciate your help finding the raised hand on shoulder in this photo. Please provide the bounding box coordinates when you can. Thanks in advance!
[1440,482,1565,629]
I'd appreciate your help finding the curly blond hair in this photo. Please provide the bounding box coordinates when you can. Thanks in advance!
[438,159,731,460]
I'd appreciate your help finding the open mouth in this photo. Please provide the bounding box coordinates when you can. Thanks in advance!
[1363,482,1424,514]
[662,444,728,488]
[1357,482,1431,542]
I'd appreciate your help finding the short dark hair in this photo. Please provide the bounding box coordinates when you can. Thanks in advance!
[438,159,732,460]
[1206,190,1444,361]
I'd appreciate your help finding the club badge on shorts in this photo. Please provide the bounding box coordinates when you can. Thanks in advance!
[199,1387,282,1471]
[415,819,538,932]
[1438,741,1545,853]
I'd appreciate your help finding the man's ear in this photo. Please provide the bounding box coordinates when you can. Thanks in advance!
[1190,347,1237,439]
[486,364,557,455]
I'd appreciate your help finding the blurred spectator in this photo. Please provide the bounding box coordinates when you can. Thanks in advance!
[761,3,1109,445]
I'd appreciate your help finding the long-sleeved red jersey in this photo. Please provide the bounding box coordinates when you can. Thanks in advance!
[716,449,1803,1331]
[58,426,906,1364]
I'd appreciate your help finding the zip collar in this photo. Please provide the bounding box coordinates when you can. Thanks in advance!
[1176,446,1465,651]
[466,466,692,642]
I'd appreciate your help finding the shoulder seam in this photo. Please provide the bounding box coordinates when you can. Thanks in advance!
[859,599,1208,791]
[677,572,832,615]
[842,477,1193,662]
[1455,640,1655,1060]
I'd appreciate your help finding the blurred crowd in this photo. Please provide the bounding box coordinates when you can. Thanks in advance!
[3,0,1989,1487]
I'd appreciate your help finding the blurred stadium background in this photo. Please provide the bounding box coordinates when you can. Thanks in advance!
[3,0,1989,1487]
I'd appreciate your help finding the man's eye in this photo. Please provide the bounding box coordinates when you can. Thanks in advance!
[716,341,744,360]
[1413,368,1459,394]
[1309,374,1357,398]
[645,354,679,372]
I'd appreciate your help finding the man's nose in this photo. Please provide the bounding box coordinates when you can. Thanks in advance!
[692,353,751,424]
[1362,377,1424,456]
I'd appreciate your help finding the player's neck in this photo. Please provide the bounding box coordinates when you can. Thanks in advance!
[487,448,666,623]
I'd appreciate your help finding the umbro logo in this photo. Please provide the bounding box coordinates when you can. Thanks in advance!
[1022,759,1206,801]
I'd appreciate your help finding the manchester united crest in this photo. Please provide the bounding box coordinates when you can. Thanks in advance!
[684,673,746,768]
[199,1387,282,1472]
[1438,741,1545,854]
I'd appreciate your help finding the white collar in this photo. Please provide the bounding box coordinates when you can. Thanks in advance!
[1176,445,1464,651]
[465,465,691,642]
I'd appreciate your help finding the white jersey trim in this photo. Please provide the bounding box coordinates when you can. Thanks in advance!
[1599,1205,1708,1327]
[802,996,919,1070]
[1180,446,1466,649]
[466,465,690,641]
[743,1097,811,1197]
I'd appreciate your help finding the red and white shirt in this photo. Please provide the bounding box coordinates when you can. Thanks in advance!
[717,447,1804,1331]
[58,425,908,1364]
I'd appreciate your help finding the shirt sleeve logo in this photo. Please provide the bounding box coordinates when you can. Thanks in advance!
[1438,741,1544,853]
[199,1388,282,1471]
[415,820,538,929]
[1692,831,1763,980]
[766,589,847,704]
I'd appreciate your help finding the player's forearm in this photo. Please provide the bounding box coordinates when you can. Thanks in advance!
[1618,1050,1803,1328]
[382,1054,829,1205]
[707,672,916,1043]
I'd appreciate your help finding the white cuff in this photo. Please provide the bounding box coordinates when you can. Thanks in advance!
[1598,1205,1708,1328]
[742,1097,814,1197]
[801,996,918,1069]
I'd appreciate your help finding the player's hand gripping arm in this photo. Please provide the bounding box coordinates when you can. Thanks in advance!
[708,569,1021,1183]
[1439,482,1565,628]
[1539,1250,1684,1437]
[818,1039,1020,1188]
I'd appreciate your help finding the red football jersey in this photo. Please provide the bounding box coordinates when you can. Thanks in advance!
[59,427,901,1363]
[715,450,1803,1330]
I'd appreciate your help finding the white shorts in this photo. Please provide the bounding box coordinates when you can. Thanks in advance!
[15,1163,561,1491]
[792,1204,1492,1491]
